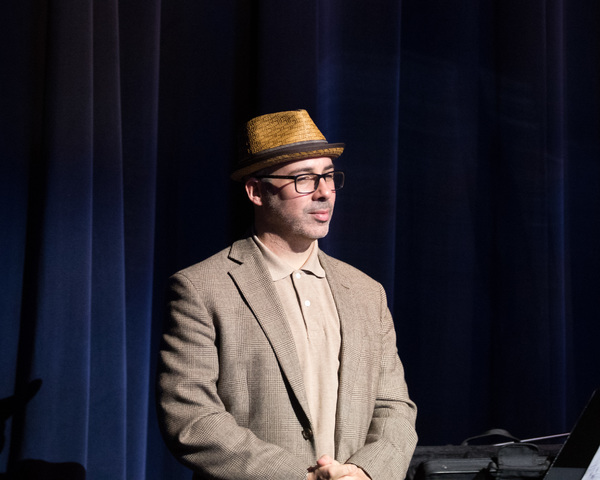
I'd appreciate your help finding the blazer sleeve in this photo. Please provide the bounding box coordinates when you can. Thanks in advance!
[344,283,418,480]
[156,272,308,480]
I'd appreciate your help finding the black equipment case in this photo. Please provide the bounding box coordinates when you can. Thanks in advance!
[408,442,561,480]
[408,390,600,480]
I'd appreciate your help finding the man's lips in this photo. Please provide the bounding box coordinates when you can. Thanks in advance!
[309,209,331,222]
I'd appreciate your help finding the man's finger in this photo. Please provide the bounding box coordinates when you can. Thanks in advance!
[330,463,358,479]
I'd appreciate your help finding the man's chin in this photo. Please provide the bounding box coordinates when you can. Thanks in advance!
[307,225,330,240]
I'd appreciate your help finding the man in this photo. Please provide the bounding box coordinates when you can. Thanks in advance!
[157,109,417,480]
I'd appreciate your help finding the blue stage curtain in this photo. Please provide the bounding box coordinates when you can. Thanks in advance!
[1,1,599,478]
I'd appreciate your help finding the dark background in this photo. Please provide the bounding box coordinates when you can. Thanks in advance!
[1,1,599,478]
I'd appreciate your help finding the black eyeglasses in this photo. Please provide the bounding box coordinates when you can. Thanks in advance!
[255,171,345,194]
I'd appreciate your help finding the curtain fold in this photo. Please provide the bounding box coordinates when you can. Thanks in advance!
[118,1,162,478]
[13,0,95,469]
[2,1,164,478]
[1,1,599,479]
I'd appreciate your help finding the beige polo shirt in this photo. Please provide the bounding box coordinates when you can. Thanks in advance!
[253,236,341,458]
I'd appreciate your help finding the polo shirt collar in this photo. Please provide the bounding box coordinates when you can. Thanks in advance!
[252,235,326,281]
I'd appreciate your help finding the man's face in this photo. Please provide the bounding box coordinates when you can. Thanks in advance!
[253,157,337,246]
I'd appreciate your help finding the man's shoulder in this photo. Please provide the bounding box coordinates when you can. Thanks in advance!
[318,250,381,288]
[172,236,258,281]
[174,246,231,277]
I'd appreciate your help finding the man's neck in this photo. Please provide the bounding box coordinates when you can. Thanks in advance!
[255,231,316,270]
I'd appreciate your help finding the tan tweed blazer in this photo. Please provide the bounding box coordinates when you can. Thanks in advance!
[157,236,417,480]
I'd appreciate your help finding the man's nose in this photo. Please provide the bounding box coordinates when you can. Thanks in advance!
[313,177,333,198]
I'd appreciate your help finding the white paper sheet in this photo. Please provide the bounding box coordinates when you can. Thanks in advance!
[583,446,600,480]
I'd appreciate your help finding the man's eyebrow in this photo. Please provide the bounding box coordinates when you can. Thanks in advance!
[287,164,335,176]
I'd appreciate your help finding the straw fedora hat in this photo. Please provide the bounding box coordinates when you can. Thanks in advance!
[231,109,345,181]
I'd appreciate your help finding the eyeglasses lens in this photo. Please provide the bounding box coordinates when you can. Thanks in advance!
[295,172,344,194]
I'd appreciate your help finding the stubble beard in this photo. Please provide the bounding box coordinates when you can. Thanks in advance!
[263,197,334,244]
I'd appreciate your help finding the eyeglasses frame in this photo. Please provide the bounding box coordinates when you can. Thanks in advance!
[254,170,345,194]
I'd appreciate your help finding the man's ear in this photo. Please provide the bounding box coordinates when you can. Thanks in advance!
[244,178,264,207]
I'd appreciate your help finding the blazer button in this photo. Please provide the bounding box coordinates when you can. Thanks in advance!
[302,428,314,441]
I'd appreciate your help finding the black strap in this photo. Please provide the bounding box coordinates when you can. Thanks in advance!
[461,428,521,446]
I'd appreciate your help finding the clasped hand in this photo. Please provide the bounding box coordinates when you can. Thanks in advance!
[307,455,370,480]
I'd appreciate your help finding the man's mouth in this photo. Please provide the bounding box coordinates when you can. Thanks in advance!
[309,209,331,222]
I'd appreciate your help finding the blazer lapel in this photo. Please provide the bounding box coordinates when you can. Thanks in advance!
[319,253,367,451]
[228,237,313,426]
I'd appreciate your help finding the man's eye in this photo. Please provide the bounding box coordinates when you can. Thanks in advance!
[296,175,314,184]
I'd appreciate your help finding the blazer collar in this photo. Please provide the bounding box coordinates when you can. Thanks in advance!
[227,236,313,426]
[318,252,368,452]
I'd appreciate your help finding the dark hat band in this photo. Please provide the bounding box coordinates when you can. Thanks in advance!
[232,109,344,181]
[231,142,345,181]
